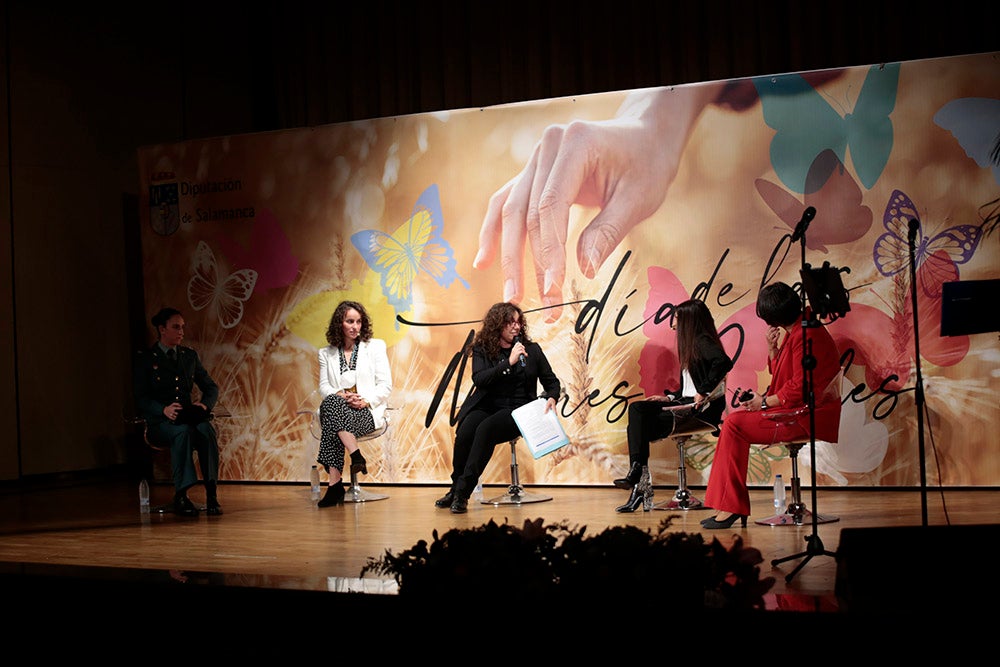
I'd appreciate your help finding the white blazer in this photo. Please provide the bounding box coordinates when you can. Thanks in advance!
[318,338,393,429]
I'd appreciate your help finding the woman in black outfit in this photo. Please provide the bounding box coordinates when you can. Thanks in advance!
[434,302,561,514]
[613,299,733,512]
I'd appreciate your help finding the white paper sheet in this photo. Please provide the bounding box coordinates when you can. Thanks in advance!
[511,398,570,459]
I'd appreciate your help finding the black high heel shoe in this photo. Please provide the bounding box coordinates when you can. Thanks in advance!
[317,481,345,507]
[616,467,653,513]
[701,513,748,529]
[613,462,642,489]
[349,450,368,475]
[615,486,644,513]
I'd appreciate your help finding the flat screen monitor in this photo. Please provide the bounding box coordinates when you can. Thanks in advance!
[940,279,1000,336]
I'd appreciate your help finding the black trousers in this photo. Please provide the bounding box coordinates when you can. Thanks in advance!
[450,407,522,498]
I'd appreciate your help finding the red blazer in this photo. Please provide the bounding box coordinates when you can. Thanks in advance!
[766,322,842,442]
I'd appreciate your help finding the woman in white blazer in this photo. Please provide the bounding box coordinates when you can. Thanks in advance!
[315,300,393,506]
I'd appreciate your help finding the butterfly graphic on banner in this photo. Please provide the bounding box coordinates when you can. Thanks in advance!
[755,149,873,253]
[827,260,971,394]
[873,189,984,299]
[214,209,299,291]
[933,96,1000,185]
[639,267,767,409]
[351,184,469,324]
[753,63,899,193]
[187,241,258,329]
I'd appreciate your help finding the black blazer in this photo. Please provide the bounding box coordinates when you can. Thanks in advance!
[676,334,733,425]
[456,340,561,423]
[133,343,219,425]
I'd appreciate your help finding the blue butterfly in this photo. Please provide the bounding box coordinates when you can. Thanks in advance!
[873,189,984,298]
[933,97,1000,185]
[351,184,470,319]
[753,63,900,193]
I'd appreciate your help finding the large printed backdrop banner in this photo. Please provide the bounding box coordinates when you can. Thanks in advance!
[138,52,1000,487]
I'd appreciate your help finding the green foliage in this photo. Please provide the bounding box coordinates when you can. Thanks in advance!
[361,516,775,609]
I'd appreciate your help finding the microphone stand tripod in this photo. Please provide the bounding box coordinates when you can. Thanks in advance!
[908,218,928,526]
[770,220,838,583]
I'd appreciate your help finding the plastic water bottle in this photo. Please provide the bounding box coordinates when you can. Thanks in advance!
[473,480,484,500]
[640,465,653,511]
[139,479,150,514]
[773,474,787,514]
[310,465,321,500]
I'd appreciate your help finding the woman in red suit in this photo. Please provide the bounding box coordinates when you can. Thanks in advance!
[702,282,842,529]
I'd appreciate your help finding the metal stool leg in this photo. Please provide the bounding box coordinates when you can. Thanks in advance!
[654,436,708,511]
[755,443,838,525]
[343,467,389,503]
[481,439,552,505]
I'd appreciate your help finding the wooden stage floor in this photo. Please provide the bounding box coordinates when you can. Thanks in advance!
[1,474,997,648]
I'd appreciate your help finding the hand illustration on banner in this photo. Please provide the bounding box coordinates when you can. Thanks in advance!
[473,84,722,322]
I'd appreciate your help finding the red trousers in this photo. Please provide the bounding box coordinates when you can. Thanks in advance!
[703,408,814,517]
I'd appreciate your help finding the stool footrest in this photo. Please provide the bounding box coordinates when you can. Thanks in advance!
[342,469,389,503]
[481,485,552,505]
[754,509,839,526]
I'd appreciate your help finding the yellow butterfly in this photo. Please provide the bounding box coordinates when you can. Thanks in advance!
[351,184,469,321]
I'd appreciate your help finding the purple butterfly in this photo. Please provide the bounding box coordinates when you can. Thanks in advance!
[873,189,984,297]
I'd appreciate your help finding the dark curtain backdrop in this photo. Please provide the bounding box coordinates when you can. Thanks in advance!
[214,1,998,135]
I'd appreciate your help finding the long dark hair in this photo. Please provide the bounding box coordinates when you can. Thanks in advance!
[471,302,530,359]
[674,299,724,370]
[325,300,374,347]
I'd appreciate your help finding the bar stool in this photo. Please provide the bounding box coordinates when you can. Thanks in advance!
[343,418,391,503]
[653,378,727,511]
[653,419,718,511]
[752,367,844,526]
[480,437,552,505]
[297,392,394,503]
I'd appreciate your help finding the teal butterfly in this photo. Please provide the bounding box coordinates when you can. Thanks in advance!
[933,97,1000,185]
[753,63,900,193]
[351,184,469,320]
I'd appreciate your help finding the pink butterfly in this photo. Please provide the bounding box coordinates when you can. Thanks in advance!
[873,189,984,298]
[640,267,767,403]
[828,251,970,392]
[214,209,299,291]
[756,149,873,253]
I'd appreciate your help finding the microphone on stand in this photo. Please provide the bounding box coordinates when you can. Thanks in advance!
[513,335,526,367]
[908,218,920,246]
[789,206,816,243]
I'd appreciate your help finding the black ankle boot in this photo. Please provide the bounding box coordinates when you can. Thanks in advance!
[613,462,642,489]
[318,481,345,507]
[615,486,643,513]
[350,450,368,475]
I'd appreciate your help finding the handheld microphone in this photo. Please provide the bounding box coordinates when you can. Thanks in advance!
[908,218,920,245]
[789,206,816,243]
[513,335,526,367]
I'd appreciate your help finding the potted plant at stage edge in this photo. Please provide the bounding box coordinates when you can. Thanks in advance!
[361,516,775,610]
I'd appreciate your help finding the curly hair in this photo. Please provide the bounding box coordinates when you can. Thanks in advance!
[673,299,725,371]
[325,300,374,347]
[471,302,529,359]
